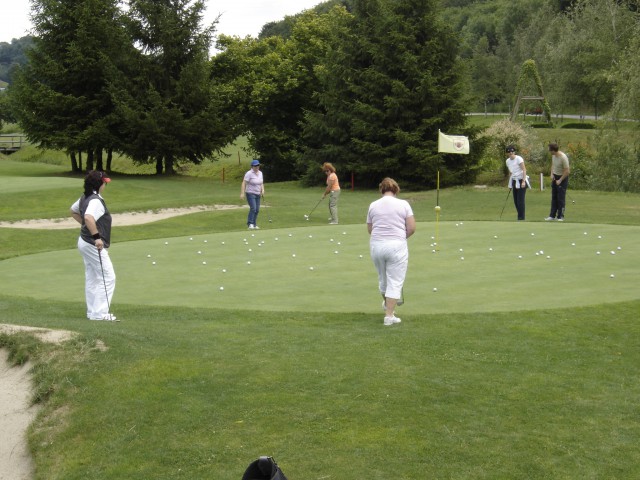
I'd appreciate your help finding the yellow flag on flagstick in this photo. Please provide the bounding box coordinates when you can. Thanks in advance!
[438,130,470,154]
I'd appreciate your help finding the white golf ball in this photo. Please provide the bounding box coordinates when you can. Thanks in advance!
[222,269,227,273]
[584,232,588,235]
[330,239,334,242]
[571,242,576,246]
[334,250,339,254]
[164,241,168,245]
[219,286,224,291]
[494,235,498,239]
[617,246,622,250]
[459,248,463,252]
[251,234,255,237]
[248,248,252,252]
[433,287,438,292]
[152,261,156,265]
[275,238,279,241]
[309,235,313,238]
[147,254,151,258]
[288,234,292,237]
[610,251,616,255]
[535,253,539,256]
[460,256,464,260]
[432,250,436,253]
[489,248,493,252]
[304,215,308,218]
[258,244,262,248]
[204,240,208,243]
[337,242,341,245]
[243,238,247,242]
[539,250,544,255]
[292,254,296,257]
[197,251,202,254]
[342,232,347,235]
[190,237,193,240]
[309,266,314,271]
[518,255,523,259]
[531,233,535,236]
[596,251,601,255]
[359,255,363,258]
[221,241,225,245]
[202,261,207,265]
[598,235,602,239]
[455,223,459,227]
[247,261,251,265]
[546,256,551,259]
[306,218,309,221]
[610,274,615,278]
[431,236,435,240]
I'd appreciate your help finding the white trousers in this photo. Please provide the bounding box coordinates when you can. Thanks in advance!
[370,239,408,300]
[78,237,116,319]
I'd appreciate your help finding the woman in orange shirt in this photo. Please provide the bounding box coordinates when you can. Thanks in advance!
[322,162,340,224]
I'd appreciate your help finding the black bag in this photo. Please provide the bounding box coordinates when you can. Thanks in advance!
[241,456,288,480]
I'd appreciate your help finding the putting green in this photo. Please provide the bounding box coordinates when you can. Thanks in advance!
[0,221,638,315]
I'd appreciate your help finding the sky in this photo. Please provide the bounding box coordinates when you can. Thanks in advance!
[1,0,323,44]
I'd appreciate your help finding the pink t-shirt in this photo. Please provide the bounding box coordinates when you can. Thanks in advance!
[367,195,414,242]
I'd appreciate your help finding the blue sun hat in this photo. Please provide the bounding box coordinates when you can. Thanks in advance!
[251,159,260,167]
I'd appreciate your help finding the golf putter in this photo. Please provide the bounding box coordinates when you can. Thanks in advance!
[262,195,273,222]
[304,197,324,220]
[499,188,511,220]
[97,249,115,319]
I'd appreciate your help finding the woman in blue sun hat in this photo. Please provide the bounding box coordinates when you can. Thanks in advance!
[241,159,264,229]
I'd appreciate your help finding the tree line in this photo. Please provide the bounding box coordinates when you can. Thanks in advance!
[1,0,638,187]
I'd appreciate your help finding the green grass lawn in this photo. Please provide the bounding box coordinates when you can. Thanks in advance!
[1,158,640,479]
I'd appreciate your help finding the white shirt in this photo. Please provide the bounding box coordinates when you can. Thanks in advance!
[506,155,525,180]
[71,193,106,221]
[367,195,414,242]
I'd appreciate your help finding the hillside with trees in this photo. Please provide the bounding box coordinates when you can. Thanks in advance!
[2,0,639,189]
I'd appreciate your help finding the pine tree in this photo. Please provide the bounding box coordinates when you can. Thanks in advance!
[302,0,482,188]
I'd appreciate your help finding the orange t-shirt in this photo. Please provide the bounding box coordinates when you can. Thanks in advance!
[327,172,340,191]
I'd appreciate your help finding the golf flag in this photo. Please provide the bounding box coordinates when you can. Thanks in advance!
[438,130,470,154]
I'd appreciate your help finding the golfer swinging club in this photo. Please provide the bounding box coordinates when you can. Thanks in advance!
[70,170,117,321]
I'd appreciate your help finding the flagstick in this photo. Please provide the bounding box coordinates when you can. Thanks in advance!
[434,170,440,252]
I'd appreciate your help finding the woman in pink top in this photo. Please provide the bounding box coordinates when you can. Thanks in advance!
[322,162,340,224]
[366,178,416,326]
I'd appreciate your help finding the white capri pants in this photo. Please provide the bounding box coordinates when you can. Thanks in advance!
[78,237,116,320]
[370,239,409,300]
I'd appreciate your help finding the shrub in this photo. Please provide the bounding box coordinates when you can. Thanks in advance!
[561,123,595,129]
[586,133,640,193]
[477,119,546,178]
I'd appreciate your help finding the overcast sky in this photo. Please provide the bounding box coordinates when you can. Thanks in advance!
[1,0,323,44]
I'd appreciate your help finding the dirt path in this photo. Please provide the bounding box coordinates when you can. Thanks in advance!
[0,204,246,229]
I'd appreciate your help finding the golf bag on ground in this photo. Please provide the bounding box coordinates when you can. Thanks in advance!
[241,456,288,480]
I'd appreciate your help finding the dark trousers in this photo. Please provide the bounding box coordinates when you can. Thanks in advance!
[510,180,526,220]
[550,175,568,219]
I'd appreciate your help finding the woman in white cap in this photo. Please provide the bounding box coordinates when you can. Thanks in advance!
[241,159,264,229]
[70,170,117,321]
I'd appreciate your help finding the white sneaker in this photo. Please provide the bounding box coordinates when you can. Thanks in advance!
[384,315,401,326]
[248,224,255,229]
[557,218,564,222]
[254,225,260,229]
[329,221,338,225]
[90,314,118,322]
[544,217,555,221]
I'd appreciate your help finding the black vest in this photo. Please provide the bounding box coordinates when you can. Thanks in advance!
[79,193,112,248]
